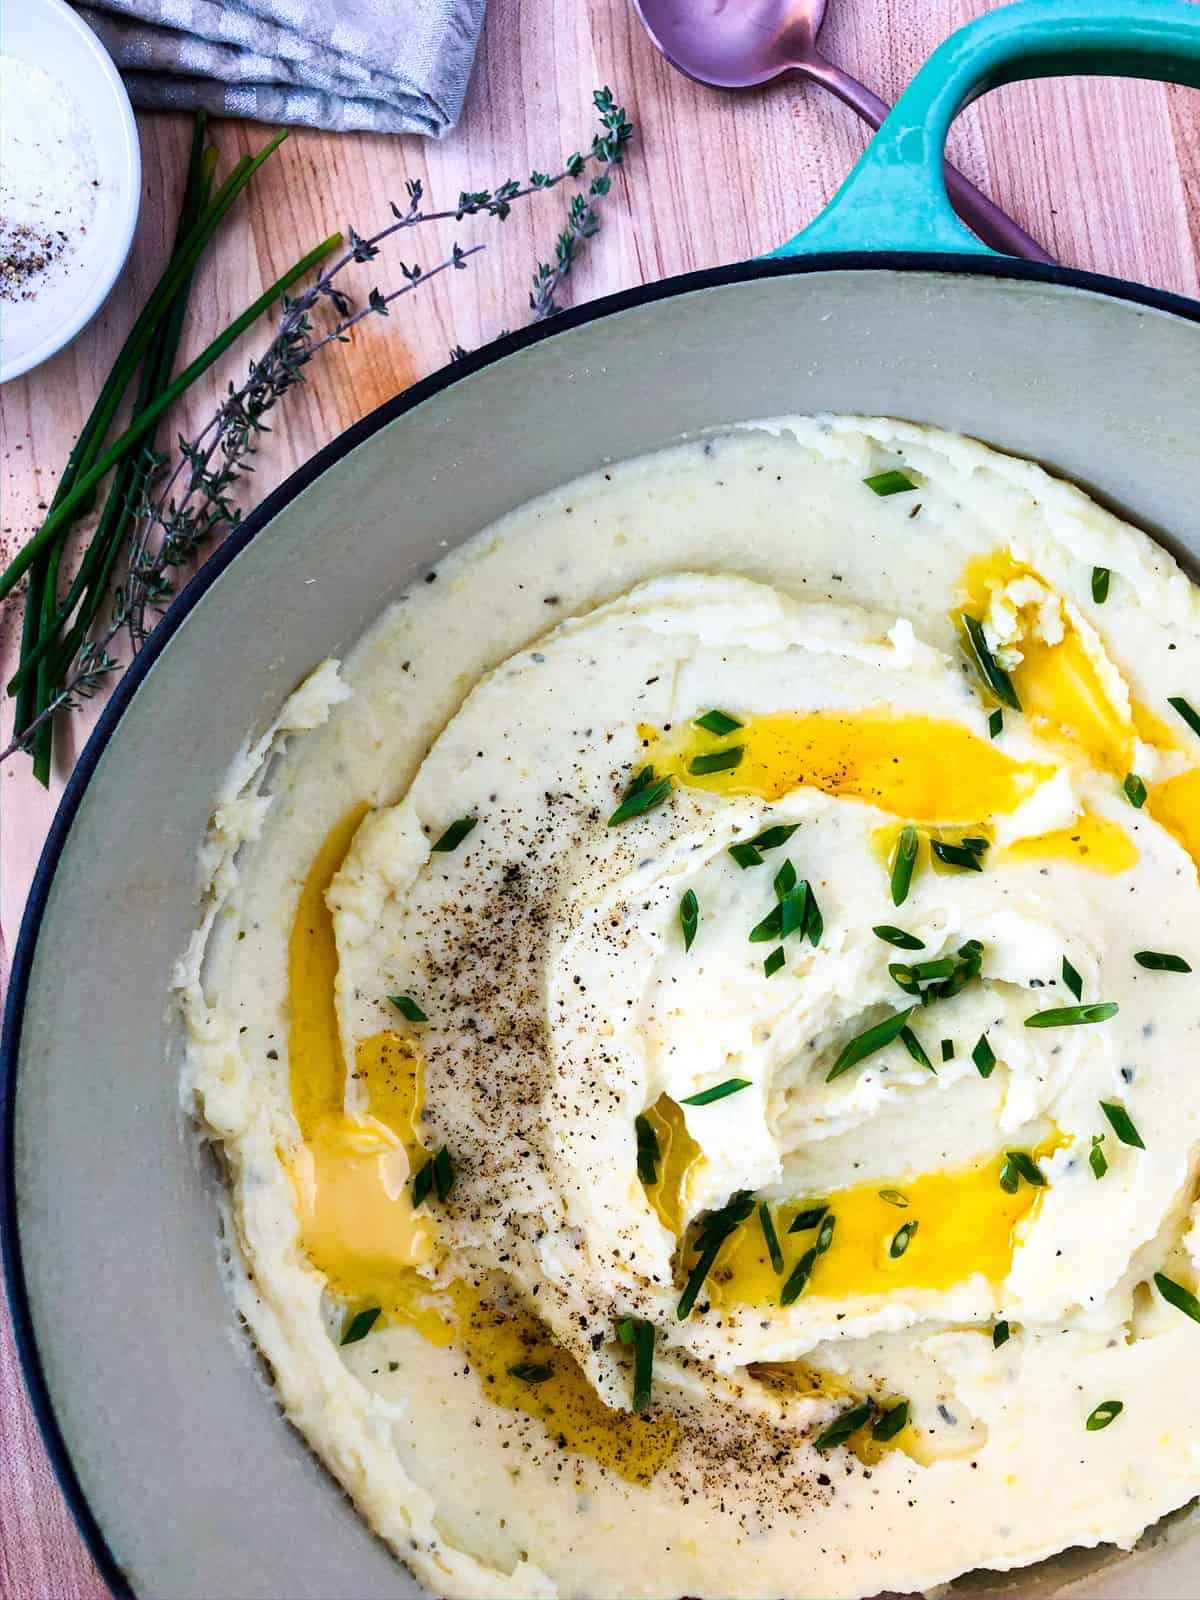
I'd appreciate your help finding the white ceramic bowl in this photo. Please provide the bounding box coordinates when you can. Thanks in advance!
[0,0,140,384]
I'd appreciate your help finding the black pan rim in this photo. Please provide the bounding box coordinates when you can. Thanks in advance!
[5,247,1200,1599]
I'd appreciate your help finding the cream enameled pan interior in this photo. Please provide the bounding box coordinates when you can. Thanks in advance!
[9,263,1200,1600]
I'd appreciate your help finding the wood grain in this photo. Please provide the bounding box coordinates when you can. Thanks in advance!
[2,0,1199,1593]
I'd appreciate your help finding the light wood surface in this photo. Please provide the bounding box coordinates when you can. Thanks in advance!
[2,1,1199,1594]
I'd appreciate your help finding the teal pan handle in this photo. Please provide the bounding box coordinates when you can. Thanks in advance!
[776,0,1200,259]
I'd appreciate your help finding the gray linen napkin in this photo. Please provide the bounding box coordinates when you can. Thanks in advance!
[76,0,486,135]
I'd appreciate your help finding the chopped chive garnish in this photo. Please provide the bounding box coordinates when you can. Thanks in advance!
[617,1317,636,1344]
[508,1361,553,1384]
[1124,772,1148,809]
[998,1156,1018,1194]
[972,1034,996,1078]
[1100,1100,1144,1149]
[340,1306,381,1346]
[609,767,673,826]
[813,1397,877,1450]
[1155,1271,1200,1324]
[804,884,823,947]
[748,822,801,852]
[780,1246,818,1306]
[871,1400,909,1442]
[789,1204,829,1233]
[758,1202,784,1273]
[890,826,918,907]
[433,1146,455,1201]
[1134,950,1192,972]
[431,817,477,852]
[774,858,797,898]
[889,1221,919,1258]
[1086,1399,1122,1431]
[900,1026,935,1073]
[729,841,764,869]
[962,613,1022,711]
[689,746,744,776]
[815,1213,836,1255]
[632,1319,655,1414]
[1062,955,1083,1000]
[1003,1150,1047,1189]
[764,945,786,978]
[390,994,428,1024]
[931,839,985,872]
[682,1078,751,1106]
[827,1007,914,1081]
[988,708,1004,739]
[1091,566,1110,605]
[1025,1002,1119,1028]
[993,1319,1010,1349]
[750,904,782,943]
[412,1155,435,1206]
[1089,1133,1108,1179]
[873,924,925,950]
[779,884,809,940]
[878,1189,908,1208]
[680,889,699,952]
[635,1113,660,1186]
[1169,696,1200,739]
[694,708,743,736]
[941,1038,955,1062]
[677,1190,755,1320]
[864,469,917,496]
[893,956,955,986]
[961,837,989,853]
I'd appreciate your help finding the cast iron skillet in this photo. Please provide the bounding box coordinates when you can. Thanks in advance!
[6,3,1200,1596]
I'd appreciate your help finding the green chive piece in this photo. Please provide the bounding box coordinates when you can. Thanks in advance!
[1091,567,1111,605]
[746,823,802,853]
[972,1034,997,1078]
[941,1038,955,1062]
[813,1397,877,1451]
[508,1361,553,1384]
[889,1221,919,1259]
[340,1306,382,1346]
[729,841,764,869]
[1134,950,1192,973]
[635,1113,660,1186]
[617,1317,636,1345]
[694,708,743,736]
[433,1146,455,1201]
[988,708,1004,740]
[1100,1101,1144,1149]
[779,883,809,940]
[750,904,783,943]
[878,1189,909,1208]
[680,889,699,952]
[431,817,477,852]
[1025,1002,1119,1028]
[1004,1150,1047,1188]
[774,859,797,898]
[871,1400,909,1442]
[609,767,673,826]
[931,839,985,872]
[1086,1399,1123,1431]
[893,956,956,986]
[827,1007,915,1082]
[412,1155,435,1207]
[758,1202,784,1274]
[804,884,824,947]
[677,1191,755,1320]
[780,1246,818,1306]
[815,1214,836,1255]
[873,925,926,950]
[864,469,917,496]
[689,746,744,776]
[1089,1134,1108,1180]
[1124,772,1148,809]
[632,1320,655,1414]
[788,1204,829,1234]
[998,1156,1019,1194]
[962,613,1022,711]
[764,946,786,978]
[1155,1271,1200,1324]
[390,994,428,1024]
[1169,696,1200,739]
[890,826,919,907]
[993,1319,1010,1349]
[900,1026,935,1073]
[1061,956,1083,1001]
[681,1078,751,1106]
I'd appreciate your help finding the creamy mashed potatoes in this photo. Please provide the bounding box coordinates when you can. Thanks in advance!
[180,417,1200,1600]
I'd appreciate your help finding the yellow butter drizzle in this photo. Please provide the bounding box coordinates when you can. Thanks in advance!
[639,1094,702,1233]
[287,812,678,1483]
[1148,766,1200,877]
[999,807,1139,875]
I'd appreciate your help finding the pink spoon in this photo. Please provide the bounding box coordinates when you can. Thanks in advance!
[632,0,1055,262]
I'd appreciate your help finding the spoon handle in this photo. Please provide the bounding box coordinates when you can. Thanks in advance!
[807,55,1055,263]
